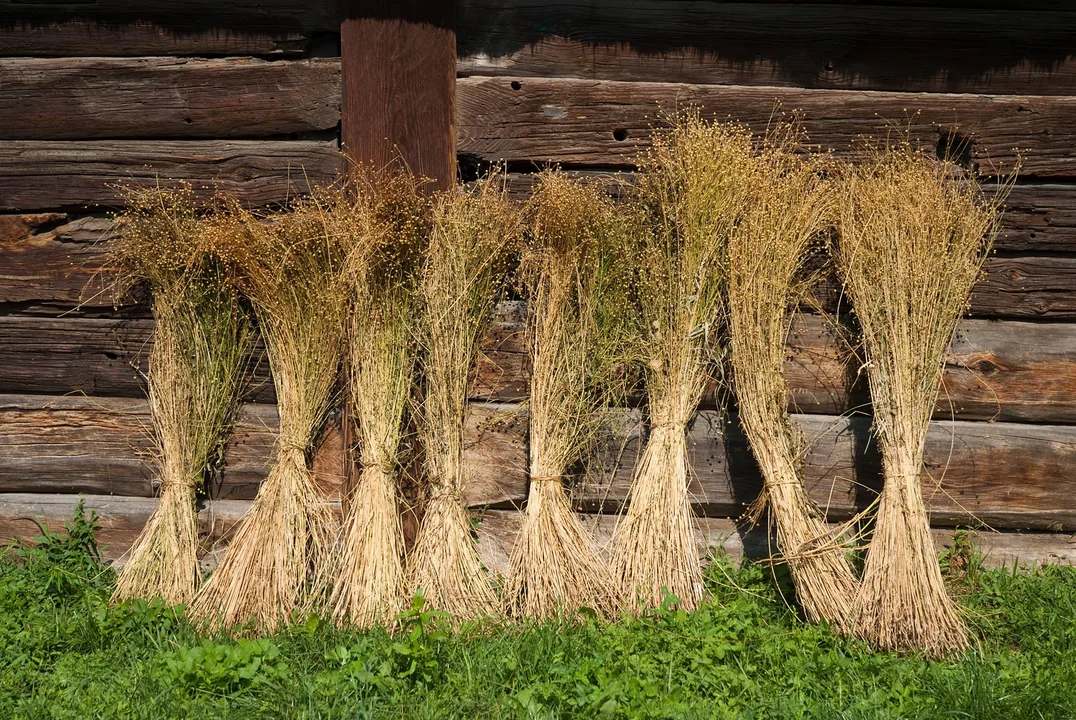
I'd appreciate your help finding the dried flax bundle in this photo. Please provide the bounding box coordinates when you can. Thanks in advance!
[835,144,1007,655]
[725,135,859,632]
[189,197,350,633]
[329,168,429,627]
[504,172,634,620]
[111,188,250,607]
[611,116,755,610]
[407,175,521,620]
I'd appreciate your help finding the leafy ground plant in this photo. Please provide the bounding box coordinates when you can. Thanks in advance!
[2,509,1075,719]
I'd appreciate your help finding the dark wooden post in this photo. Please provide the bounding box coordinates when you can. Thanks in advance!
[339,0,457,191]
[338,0,457,529]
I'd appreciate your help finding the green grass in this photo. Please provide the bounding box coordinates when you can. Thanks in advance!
[2,505,1075,719]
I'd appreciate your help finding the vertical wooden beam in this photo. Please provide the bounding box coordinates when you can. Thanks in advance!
[339,0,457,191]
[338,0,457,535]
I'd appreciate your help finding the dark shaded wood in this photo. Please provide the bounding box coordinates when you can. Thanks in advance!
[0,58,341,140]
[0,20,314,58]
[457,1,1076,95]
[0,394,520,506]
[0,141,342,211]
[457,77,1072,178]
[340,0,456,190]
[3,310,1075,423]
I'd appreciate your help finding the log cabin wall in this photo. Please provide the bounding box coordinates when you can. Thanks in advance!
[1,0,1075,571]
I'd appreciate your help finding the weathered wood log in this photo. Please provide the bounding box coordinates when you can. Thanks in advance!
[457,1,1076,96]
[457,77,1070,178]
[2,393,1075,530]
[0,141,342,211]
[4,213,1074,319]
[4,494,1073,569]
[2,311,1074,423]
[0,21,315,58]
[0,58,341,140]
[472,511,1076,576]
[0,394,519,507]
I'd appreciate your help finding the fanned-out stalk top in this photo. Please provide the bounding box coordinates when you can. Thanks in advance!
[407,173,522,620]
[189,194,351,633]
[611,115,755,610]
[111,187,251,608]
[725,130,860,632]
[504,171,637,620]
[329,165,430,627]
[834,143,1008,655]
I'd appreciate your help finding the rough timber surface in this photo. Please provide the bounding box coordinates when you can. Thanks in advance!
[456,77,1070,178]
[457,1,1076,95]
[0,58,341,140]
[0,141,342,211]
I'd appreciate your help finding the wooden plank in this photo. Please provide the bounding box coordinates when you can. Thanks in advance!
[0,394,518,506]
[340,0,456,191]
[473,511,1076,576]
[0,58,340,140]
[457,1,1076,95]
[456,77,1072,178]
[0,21,314,58]
[0,140,342,211]
[3,311,1074,424]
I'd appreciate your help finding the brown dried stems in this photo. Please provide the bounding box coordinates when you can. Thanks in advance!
[611,115,755,611]
[189,196,349,633]
[406,174,521,620]
[504,172,634,620]
[111,187,250,607]
[834,143,1007,655]
[725,135,860,632]
[329,167,429,627]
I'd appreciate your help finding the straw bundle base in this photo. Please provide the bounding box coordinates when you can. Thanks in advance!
[112,483,199,607]
[407,495,497,621]
[612,425,702,611]
[330,465,406,628]
[853,468,969,656]
[188,451,336,634]
[505,478,616,620]
[764,483,859,633]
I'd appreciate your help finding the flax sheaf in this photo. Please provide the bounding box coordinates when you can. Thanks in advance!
[110,187,251,608]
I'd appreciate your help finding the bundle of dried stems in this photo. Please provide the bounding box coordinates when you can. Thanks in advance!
[725,132,859,632]
[111,187,250,607]
[189,195,350,632]
[504,172,635,620]
[329,166,429,627]
[611,115,755,610]
[406,174,521,620]
[834,143,1008,655]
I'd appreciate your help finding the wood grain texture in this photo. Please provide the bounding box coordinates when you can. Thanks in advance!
[4,495,1073,569]
[2,310,1075,423]
[2,394,1075,530]
[0,394,519,507]
[0,58,341,140]
[457,1,1076,95]
[0,20,314,58]
[0,141,342,211]
[457,77,1070,178]
[340,0,456,190]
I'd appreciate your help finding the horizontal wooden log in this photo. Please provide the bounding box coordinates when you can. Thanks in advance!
[0,21,315,58]
[0,58,341,140]
[2,309,1075,423]
[457,1,1076,95]
[0,140,342,211]
[457,77,1073,178]
[4,493,1073,570]
[0,394,520,507]
[473,511,1076,576]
